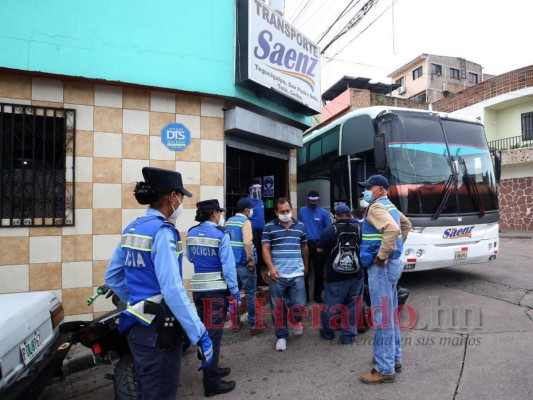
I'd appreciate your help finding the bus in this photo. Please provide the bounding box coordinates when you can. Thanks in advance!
[297,106,500,272]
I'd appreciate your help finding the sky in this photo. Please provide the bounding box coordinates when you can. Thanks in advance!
[282,0,533,93]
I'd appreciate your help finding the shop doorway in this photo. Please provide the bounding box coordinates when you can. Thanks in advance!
[225,146,288,222]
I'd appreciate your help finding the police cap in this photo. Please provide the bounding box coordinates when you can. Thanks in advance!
[196,199,226,213]
[142,166,192,197]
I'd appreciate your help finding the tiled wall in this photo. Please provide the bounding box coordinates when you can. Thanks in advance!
[498,176,533,231]
[0,72,225,320]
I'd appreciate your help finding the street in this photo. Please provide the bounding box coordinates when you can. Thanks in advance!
[40,237,533,400]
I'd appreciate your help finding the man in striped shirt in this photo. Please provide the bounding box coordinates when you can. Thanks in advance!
[262,198,309,351]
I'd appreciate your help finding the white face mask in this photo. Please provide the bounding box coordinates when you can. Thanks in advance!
[169,194,183,220]
[217,215,225,227]
[248,209,254,219]
[359,199,369,209]
[278,213,292,223]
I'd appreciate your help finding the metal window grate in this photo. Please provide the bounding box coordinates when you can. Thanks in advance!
[0,103,75,227]
[522,112,533,141]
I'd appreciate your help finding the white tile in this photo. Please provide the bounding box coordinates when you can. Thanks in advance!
[92,288,116,312]
[30,236,61,263]
[122,209,146,230]
[175,161,200,185]
[123,109,149,135]
[290,156,297,175]
[175,114,201,139]
[150,135,175,160]
[291,191,298,209]
[122,159,149,183]
[50,289,62,302]
[175,208,196,233]
[64,313,93,322]
[32,78,63,102]
[0,97,31,105]
[62,261,92,289]
[94,85,122,108]
[65,104,93,131]
[93,132,122,158]
[0,227,29,237]
[93,234,121,261]
[63,209,92,235]
[75,157,93,183]
[201,139,224,163]
[93,184,122,208]
[200,186,224,205]
[150,91,176,113]
[0,265,29,293]
[200,97,224,118]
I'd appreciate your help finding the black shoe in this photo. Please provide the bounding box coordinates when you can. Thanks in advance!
[205,380,236,397]
[313,295,323,303]
[217,367,231,378]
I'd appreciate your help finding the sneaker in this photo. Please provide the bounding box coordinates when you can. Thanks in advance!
[292,322,304,337]
[372,356,402,372]
[275,338,287,351]
[360,368,396,384]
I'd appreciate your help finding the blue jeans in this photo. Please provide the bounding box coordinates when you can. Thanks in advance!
[236,264,257,327]
[367,258,403,375]
[320,277,364,343]
[269,276,307,339]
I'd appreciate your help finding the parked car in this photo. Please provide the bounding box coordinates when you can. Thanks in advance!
[0,291,71,400]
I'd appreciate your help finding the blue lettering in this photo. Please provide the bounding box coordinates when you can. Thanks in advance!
[284,48,297,69]
[254,30,271,60]
[269,42,285,66]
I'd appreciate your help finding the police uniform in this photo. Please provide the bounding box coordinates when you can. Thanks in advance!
[105,167,207,400]
[186,199,238,395]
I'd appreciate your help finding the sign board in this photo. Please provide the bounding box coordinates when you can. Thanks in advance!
[263,175,274,197]
[161,123,191,151]
[236,0,321,114]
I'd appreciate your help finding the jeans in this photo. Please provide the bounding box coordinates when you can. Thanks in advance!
[127,323,183,400]
[367,258,403,375]
[268,276,307,339]
[320,277,364,343]
[193,290,228,390]
[236,264,257,327]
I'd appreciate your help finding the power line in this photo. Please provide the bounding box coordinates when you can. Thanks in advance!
[293,0,315,26]
[316,0,360,45]
[290,0,312,25]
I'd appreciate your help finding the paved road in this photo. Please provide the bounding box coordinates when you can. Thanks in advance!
[40,238,533,400]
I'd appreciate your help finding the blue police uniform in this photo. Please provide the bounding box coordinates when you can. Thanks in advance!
[187,221,238,392]
[105,208,206,400]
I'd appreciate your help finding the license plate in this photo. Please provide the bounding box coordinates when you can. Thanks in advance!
[454,250,468,260]
[20,330,42,365]
[404,264,416,270]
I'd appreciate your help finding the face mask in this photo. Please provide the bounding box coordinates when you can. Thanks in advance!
[217,215,225,227]
[169,194,183,220]
[308,203,317,209]
[359,199,369,208]
[363,190,374,204]
[248,209,254,219]
[278,213,292,223]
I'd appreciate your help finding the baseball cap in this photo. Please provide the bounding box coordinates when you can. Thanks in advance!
[357,174,390,190]
[236,197,254,211]
[335,204,351,215]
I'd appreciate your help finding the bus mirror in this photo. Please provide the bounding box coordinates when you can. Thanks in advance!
[494,150,501,183]
[374,134,387,172]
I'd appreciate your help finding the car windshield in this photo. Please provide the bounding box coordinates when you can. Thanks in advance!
[382,112,498,216]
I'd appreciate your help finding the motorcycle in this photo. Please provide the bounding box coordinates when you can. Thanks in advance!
[59,285,191,400]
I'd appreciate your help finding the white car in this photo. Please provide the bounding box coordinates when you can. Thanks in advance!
[0,291,70,400]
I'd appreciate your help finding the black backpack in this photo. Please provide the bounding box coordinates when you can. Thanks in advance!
[329,222,361,274]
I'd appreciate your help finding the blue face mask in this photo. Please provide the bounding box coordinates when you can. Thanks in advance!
[363,190,374,203]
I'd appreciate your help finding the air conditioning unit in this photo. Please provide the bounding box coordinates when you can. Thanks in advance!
[398,86,406,95]
[442,82,448,91]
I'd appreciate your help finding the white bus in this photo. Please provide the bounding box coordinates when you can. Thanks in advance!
[297,106,500,272]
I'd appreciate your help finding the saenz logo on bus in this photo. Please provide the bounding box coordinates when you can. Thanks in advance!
[443,226,475,239]
[254,30,318,90]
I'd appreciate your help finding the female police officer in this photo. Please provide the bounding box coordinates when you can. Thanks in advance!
[105,166,213,400]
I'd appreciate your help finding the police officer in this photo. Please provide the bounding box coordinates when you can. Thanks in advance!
[187,199,240,397]
[104,167,213,400]
[226,197,266,336]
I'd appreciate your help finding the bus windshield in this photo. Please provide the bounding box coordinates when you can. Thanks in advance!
[383,112,498,217]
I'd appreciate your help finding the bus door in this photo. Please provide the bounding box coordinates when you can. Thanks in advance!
[330,155,361,211]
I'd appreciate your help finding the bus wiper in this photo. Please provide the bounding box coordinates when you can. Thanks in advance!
[459,157,485,216]
[432,173,456,220]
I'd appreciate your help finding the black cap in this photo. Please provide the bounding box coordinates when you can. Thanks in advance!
[237,197,254,211]
[196,199,225,213]
[357,174,390,190]
[142,167,192,197]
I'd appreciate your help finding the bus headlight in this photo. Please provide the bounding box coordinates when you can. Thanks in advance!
[416,249,423,257]
[404,249,411,256]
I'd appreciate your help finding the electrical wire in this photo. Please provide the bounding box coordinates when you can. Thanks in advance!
[316,0,360,44]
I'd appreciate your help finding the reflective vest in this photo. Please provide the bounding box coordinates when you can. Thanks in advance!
[187,223,227,292]
[119,215,183,330]
[360,198,403,268]
[226,214,248,265]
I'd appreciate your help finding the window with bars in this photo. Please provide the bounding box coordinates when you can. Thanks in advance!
[412,66,423,80]
[468,72,479,84]
[450,68,460,80]
[522,112,533,141]
[0,103,75,227]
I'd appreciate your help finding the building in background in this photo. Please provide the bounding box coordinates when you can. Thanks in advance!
[433,65,533,232]
[389,54,488,104]
[0,0,320,319]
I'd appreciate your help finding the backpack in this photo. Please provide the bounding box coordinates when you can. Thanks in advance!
[329,222,361,274]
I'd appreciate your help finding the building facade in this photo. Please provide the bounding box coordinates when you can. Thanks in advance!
[0,0,320,319]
